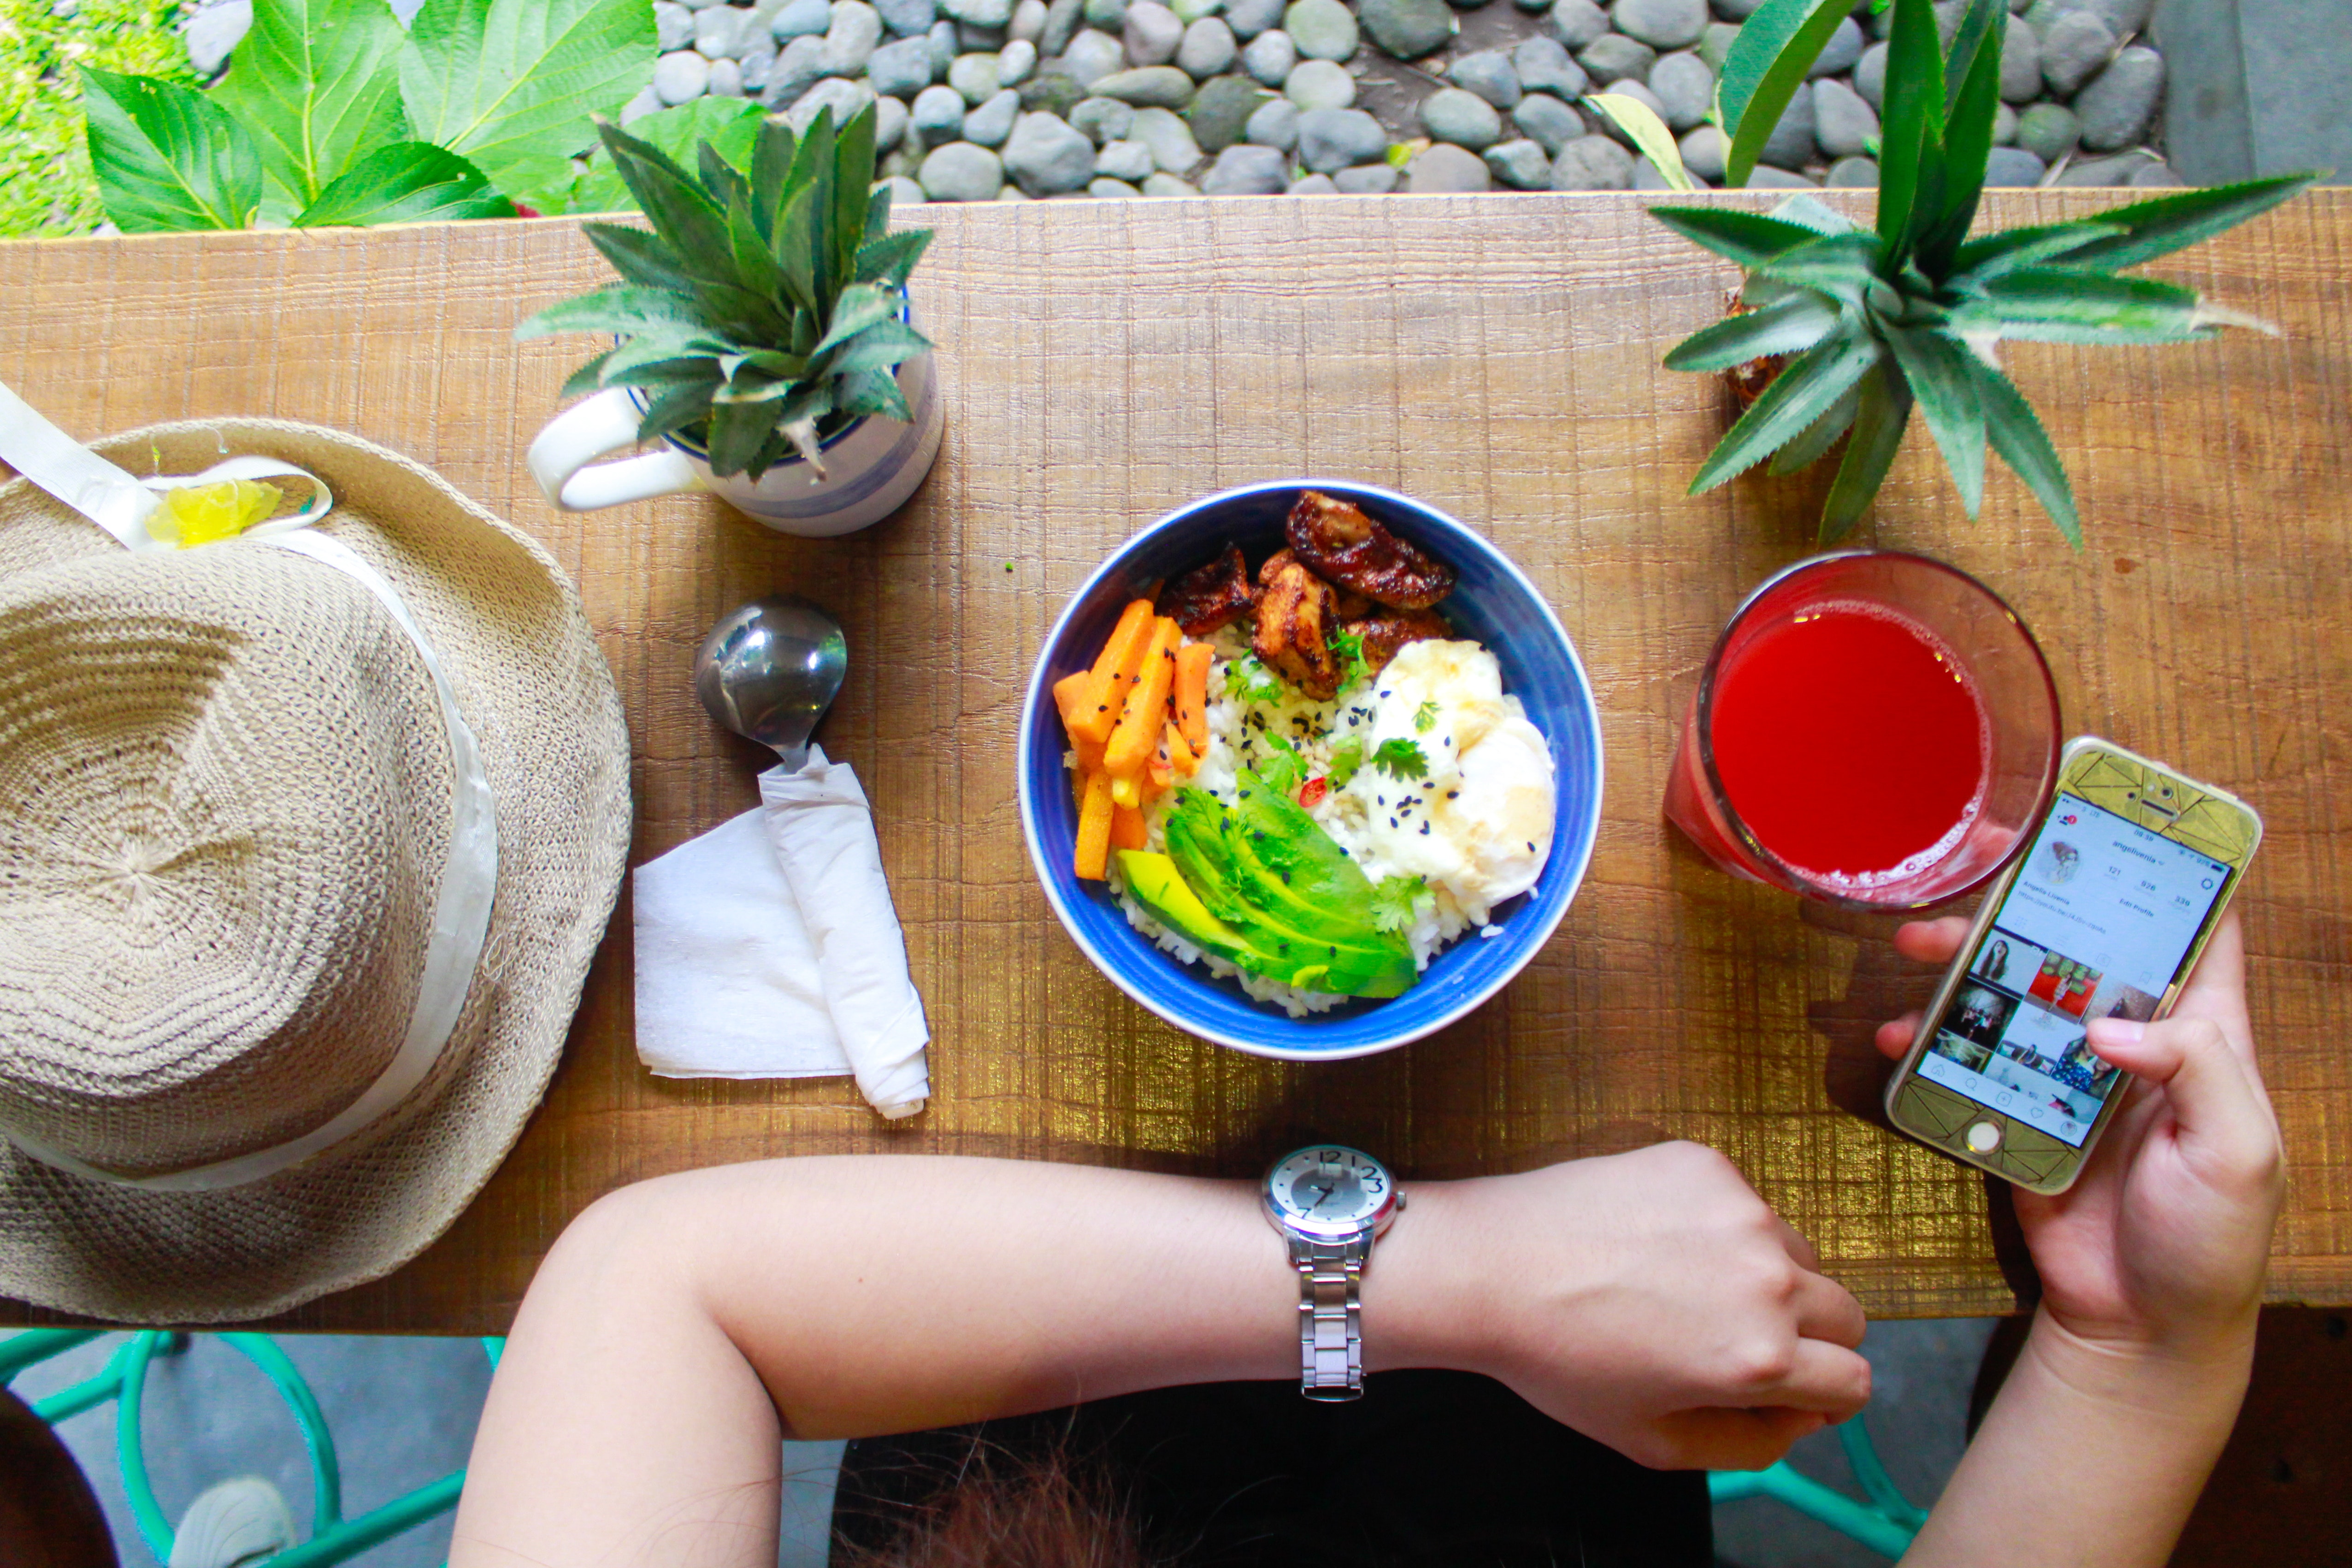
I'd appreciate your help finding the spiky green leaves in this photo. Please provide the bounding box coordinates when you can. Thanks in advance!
[517,104,934,482]
[1650,0,2318,546]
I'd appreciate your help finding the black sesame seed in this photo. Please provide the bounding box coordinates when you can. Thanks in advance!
[1526,841,1535,852]
[1420,822,1431,836]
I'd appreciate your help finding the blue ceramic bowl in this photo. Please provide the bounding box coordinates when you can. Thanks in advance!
[1017,481,1604,1061]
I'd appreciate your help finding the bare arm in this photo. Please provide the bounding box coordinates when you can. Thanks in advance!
[1879,912,2279,1567]
[451,1145,1869,1568]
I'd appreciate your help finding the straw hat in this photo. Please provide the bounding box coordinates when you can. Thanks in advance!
[0,419,629,1323]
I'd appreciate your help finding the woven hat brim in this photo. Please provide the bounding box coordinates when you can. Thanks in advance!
[0,419,631,1324]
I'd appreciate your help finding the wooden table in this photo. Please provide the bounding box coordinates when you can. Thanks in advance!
[3,190,2347,1333]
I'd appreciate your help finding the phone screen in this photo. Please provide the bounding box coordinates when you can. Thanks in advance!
[1916,791,2233,1148]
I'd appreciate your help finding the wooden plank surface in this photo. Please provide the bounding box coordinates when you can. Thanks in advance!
[1,190,2346,1332]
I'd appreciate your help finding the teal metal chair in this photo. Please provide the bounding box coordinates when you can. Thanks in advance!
[2,1328,500,1568]
[1709,1413,1929,1560]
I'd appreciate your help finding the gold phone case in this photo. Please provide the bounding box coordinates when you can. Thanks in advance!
[1883,737,2262,1194]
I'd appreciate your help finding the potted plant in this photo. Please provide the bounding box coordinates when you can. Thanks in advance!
[519,103,942,537]
[1647,0,2317,545]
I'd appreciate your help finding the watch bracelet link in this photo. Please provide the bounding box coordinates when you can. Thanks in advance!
[1292,1237,1364,1401]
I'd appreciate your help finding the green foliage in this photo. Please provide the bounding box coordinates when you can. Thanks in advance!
[1369,874,1427,935]
[1651,0,2319,545]
[0,0,194,236]
[1715,0,1854,189]
[1585,91,1696,192]
[516,107,934,483]
[565,96,761,213]
[81,0,652,231]
[1370,737,1427,782]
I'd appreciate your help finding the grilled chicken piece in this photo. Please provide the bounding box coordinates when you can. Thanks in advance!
[1160,544,1257,635]
[1344,608,1454,678]
[1253,555,1342,700]
[1285,490,1456,610]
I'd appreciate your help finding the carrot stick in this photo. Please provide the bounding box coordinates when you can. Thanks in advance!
[1105,617,1181,779]
[1172,642,1212,750]
[1074,770,1114,880]
[1109,803,1148,851]
[1072,600,1155,746]
[1163,720,1198,778]
[1053,670,1107,772]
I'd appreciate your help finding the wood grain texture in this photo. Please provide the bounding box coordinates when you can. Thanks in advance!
[0,190,2345,1332]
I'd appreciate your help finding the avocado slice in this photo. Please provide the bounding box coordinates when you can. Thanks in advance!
[1118,849,1350,994]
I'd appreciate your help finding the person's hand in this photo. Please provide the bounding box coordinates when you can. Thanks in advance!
[1875,910,2281,1361]
[1409,1141,1871,1472]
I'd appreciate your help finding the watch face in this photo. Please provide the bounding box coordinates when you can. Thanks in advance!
[1267,1146,1394,1237]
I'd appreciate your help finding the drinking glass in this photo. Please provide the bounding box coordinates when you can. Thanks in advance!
[1663,551,2060,910]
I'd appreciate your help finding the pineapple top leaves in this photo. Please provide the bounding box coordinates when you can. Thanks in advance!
[516,103,932,483]
[1648,0,2317,548]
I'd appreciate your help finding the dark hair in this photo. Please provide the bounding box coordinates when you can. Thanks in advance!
[832,1438,1164,1568]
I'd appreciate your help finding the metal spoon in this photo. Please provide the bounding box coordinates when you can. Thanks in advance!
[694,595,849,772]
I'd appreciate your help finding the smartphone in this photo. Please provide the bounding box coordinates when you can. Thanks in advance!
[1882,736,2262,1194]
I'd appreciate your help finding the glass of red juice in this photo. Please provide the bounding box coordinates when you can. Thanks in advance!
[1663,552,2059,910]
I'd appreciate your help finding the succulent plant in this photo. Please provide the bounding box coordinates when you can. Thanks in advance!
[518,103,931,482]
[1650,0,2317,546]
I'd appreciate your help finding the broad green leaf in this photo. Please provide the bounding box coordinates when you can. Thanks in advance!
[1585,93,1697,191]
[81,67,262,231]
[1939,0,2003,119]
[398,0,656,203]
[1717,0,1854,189]
[1770,382,1859,474]
[1968,354,2080,547]
[582,219,698,292]
[1882,324,1986,516]
[1947,220,2126,280]
[599,124,738,291]
[1646,205,1824,267]
[1662,290,1842,372]
[1875,0,1945,252]
[1963,268,2218,344]
[1821,360,1914,541]
[1688,327,1887,493]
[2034,171,2326,271]
[837,365,912,422]
[706,397,777,477]
[566,99,761,213]
[831,101,878,294]
[1753,230,1885,302]
[1916,0,2004,277]
[857,226,932,288]
[293,141,516,225]
[638,377,722,441]
[213,0,409,207]
[514,282,704,339]
[812,282,899,355]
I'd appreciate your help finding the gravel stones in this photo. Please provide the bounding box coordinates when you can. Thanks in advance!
[1999,19,2039,101]
[881,173,928,205]
[1646,48,1710,128]
[787,74,872,130]
[872,0,931,31]
[1825,154,1877,187]
[1757,78,1813,168]
[1512,35,1586,98]
[2039,9,2112,96]
[1003,109,1099,188]
[1577,32,1652,83]
[1130,104,1203,165]
[1983,146,2045,186]
[1125,0,1182,61]
[1357,0,1450,58]
[1677,122,1724,179]
[927,18,959,69]
[1811,76,1875,158]
[1407,141,1491,189]
[1224,0,1283,35]
[869,34,937,94]
[949,48,1002,98]
[1061,26,1124,82]
[1421,85,1503,146]
[184,0,252,76]
[654,49,713,101]
[1854,39,1886,108]
[1203,141,1290,190]
[1242,27,1295,82]
[1510,91,1584,154]
[1449,49,1522,107]
[1187,71,1267,146]
[1334,163,1398,191]
[1608,0,1702,50]
[1550,133,1632,187]
[1289,172,1338,193]
[940,0,1012,22]
[1020,65,1089,110]
[1297,105,1388,170]
[1596,76,1663,133]
[1141,171,1200,192]
[1285,0,1360,58]
[1094,136,1158,178]
[765,33,830,101]
[2075,44,2161,150]
[696,4,749,55]
[1040,0,1083,50]
[1071,94,1135,140]
[875,91,910,142]
[920,139,1005,196]
[709,56,746,92]
[913,82,970,139]
[999,36,1037,78]
[1285,57,1355,106]
[1247,94,1300,145]
[965,84,1022,140]
[1697,19,1737,71]
[1093,64,1196,102]
[1483,136,1551,187]
[1012,0,1049,37]
[1544,0,1607,47]
[1178,16,1238,74]
[1806,15,1861,76]
[656,1,695,51]
[2014,100,2078,162]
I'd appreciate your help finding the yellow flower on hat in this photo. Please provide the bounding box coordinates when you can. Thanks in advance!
[148,478,284,549]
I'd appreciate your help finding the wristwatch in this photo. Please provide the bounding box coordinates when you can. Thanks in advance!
[1261,1144,1403,1402]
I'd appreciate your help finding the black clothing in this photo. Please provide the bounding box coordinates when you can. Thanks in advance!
[832,1369,1711,1567]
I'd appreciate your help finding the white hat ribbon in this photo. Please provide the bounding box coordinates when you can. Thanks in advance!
[0,379,499,1192]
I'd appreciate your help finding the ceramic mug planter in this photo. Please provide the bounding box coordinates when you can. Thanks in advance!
[525,348,943,538]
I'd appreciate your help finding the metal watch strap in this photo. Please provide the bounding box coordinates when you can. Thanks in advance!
[1290,1235,1366,1401]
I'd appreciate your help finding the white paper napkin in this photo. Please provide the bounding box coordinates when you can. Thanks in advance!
[632,746,930,1118]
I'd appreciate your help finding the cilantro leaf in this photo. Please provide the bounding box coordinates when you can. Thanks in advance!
[1370,874,1427,934]
[1413,699,1438,734]
[1371,737,1428,781]
[1333,629,1370,692]
[1232,654,1284,707]
[1326,734,1366,788]
[1256,730,1305,795]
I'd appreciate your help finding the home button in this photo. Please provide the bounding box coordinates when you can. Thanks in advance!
[1965,1120,2003,1154]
